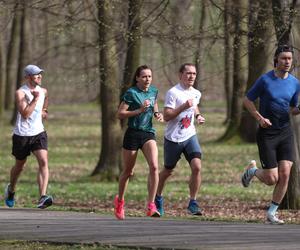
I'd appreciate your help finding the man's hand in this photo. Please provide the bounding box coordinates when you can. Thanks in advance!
[196,114,205,124]
[31,89,40,100]
[140,99,150,113]
[154,112,164,122]
[258,117,272,128]
[184,99,193,109]
[42,109,48,120]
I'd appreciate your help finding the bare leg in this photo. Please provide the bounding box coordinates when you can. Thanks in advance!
[256,161,292,224]
[33,149,49,196]
[156,168,173,196]
[272,160,292,203]
[10,159,27,192]
[189,158,202,200]
[253,160,292,202]
[255,168,278,186]
[142,140,159,203]
[118,149,138,200]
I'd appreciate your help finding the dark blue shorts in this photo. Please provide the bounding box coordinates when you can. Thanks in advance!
[164,135,202,169]
[12,131,48,160]
[123,128,156,150]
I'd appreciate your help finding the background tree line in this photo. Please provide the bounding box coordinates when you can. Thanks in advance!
[0,0,300,208]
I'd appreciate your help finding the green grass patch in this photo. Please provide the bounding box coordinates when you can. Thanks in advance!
[0,241,134,250]
[0,102,272,216]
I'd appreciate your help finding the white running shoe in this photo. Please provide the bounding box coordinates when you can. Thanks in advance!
[267,213,284,225]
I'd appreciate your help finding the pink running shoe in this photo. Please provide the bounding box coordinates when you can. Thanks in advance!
[114,195,125,220]
[146,202,160,217]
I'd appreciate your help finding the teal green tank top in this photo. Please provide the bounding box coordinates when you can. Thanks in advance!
[122,85,158,133]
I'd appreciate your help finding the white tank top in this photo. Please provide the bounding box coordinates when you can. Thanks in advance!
[13,84,45,136]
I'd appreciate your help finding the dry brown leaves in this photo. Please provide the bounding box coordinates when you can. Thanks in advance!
[55,198,300,224]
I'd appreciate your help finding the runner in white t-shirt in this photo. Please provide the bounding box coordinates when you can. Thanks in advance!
[155,63,205,216]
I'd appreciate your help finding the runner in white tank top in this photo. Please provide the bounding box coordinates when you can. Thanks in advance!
[5,64,53,210]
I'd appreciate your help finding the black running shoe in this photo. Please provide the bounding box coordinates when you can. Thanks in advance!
[37,195,53,209]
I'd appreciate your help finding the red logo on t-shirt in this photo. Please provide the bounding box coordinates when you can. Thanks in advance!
[180,115,191,129]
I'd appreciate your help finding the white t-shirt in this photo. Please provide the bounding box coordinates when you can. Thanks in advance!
[164,83,201,142]
[13,84,45,136]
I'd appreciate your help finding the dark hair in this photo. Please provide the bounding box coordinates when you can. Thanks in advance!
[274,44,294,67]
[179,63,196,73]
[132,65,152,85]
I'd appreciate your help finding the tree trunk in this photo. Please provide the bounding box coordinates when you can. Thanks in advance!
[193,0,208,90]
[170,0,190,73]
[240,0,273,142]
[282,116,300,209]
[5,1,22,111]
[82,0,92,98]
[220,0,248,142]
[121,0,142,96]
[271,0,300,209]
[91,0,122,180]
[272,0,296,45]
[0,32,5,116]
[120,0,142,130]
[223,0,233,124]
[10,1,26,125]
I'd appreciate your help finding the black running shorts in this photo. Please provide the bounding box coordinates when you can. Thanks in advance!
[12,131,48,160]
[123,128,156,150]
[256,126,294,169]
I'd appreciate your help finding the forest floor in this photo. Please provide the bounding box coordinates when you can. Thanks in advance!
[57,197,300,224]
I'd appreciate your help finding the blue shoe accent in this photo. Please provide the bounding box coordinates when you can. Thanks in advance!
[4,184,15,208]
[187,200,202,216]
[37,195,53,209]
[155,195,164,216]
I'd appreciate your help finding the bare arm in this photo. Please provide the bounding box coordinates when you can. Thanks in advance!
[194,106,205,125]
[243,97,263,121]
[16,89,39,119]
[163,99,193,122]
[153,100,164,122]
[243,96,272,128]
[42,88,48,120]
[117,100,149,120]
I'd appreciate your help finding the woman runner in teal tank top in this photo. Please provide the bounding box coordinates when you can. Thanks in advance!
[114,65,164,220]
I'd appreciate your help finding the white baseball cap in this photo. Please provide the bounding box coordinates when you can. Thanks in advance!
[24,64,44,76]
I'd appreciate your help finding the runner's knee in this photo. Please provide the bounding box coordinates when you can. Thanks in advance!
[148,164,158,177]
[264,175,278,185]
